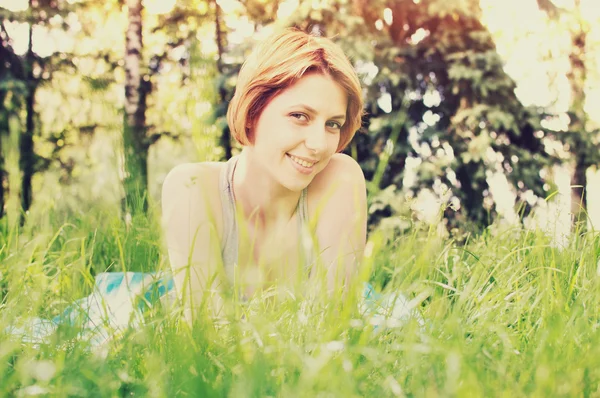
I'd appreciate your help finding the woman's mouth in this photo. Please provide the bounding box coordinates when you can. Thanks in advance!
[286,153,317,174]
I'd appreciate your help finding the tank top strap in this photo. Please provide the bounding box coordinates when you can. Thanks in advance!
[219,156,239,275]
[297,187,308,224]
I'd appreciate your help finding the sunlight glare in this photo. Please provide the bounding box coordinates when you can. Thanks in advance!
[409,28,429,45]
[383,8,393,25]
[3,20,74,57]
[487,171,518,224]
[423,89,441,107]
[0,0,27,11]
[3,21,28,55]
[199,36,218,56]
[277,0,299,20]
[479,0,600,240]
[588,168,600,230]
[144,0,176,15]
[377,92,392,113]
[216,0,241,14]
[354,61,379,85]
[581,0,600,19]
[412,189,440,225]
[225,15,254,44]
[422,110,440,126]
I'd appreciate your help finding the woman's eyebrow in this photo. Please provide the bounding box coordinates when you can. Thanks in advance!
[289,104,346,120]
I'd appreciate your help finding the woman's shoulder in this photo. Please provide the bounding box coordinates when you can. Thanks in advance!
[162,160,230,195]
[309,153,365,193]
[161,161,226,229]
[163,161,224,185]
[307,153,366,216]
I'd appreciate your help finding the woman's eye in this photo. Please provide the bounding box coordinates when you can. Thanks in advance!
[327,121,342,130]
[290,113,308,122]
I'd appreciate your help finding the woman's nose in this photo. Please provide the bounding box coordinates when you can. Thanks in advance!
[304,126,328,154]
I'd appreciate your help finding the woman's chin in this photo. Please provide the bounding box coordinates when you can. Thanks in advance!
[280,177,312,193]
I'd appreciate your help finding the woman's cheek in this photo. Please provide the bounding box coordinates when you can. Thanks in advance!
[329,134,341,153]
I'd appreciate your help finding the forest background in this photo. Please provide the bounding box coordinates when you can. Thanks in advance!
[1,0,599,241]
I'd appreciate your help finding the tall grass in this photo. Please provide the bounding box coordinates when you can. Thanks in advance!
[1,204,599,397]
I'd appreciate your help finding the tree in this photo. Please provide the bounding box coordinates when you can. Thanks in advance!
[0,0,79,224]
[213,0,232,160]
[537,0,600,230]
[21,0,35,221]
[122,0,235,215]
[122,0,149,216]
[0,17,26,219]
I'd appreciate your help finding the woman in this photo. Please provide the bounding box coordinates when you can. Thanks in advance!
[161,28,368,320]
[8,29,419,347]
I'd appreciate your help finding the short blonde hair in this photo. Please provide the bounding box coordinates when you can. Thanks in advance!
[226,28,364,153]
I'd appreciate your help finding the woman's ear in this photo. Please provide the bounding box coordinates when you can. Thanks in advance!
[245,120,255,145]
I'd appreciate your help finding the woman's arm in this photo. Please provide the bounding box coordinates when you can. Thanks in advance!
[309,154,368,294]
[161,163,224,323]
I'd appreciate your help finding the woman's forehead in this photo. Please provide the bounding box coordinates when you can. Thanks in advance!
[272,73,348,114]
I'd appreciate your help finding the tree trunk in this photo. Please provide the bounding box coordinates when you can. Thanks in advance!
[123,0,148,216]
[567,2,589,229]
[214,0,231,160]
[0,95,6,220]
[19,16,35,225]
[571,153,587,227]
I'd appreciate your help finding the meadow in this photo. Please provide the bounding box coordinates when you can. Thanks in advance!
[1,0,599,395]
[0,203,599,397]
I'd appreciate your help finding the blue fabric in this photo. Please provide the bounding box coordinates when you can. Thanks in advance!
[5,273,421,349]
[6,272,177,348]
[360,282,424,331]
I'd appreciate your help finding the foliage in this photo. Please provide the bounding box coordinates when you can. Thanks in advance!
[1,0,91,220]
[285,0,559,233]
[535,0,600,228]
[2,0,598,234]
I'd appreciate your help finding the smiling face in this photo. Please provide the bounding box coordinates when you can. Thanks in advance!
[246,72,348,192]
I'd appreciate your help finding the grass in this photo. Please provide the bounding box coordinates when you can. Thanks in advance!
[1,204,600,397]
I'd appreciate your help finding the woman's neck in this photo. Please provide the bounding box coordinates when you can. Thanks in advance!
[232,150,301,230]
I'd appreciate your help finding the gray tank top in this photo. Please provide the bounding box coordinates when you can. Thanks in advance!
[219,156,312,276]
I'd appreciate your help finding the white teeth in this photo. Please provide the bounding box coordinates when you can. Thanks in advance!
[289,155,315,168]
